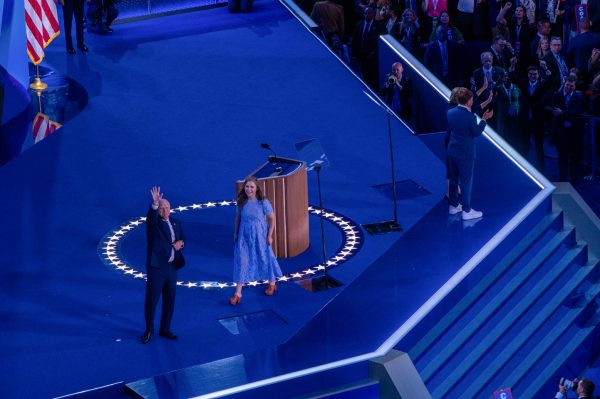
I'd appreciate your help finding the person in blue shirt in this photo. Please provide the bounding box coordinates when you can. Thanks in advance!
[446,87,493,220]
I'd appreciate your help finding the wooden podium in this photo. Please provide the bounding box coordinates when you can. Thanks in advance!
[236,157,309,258]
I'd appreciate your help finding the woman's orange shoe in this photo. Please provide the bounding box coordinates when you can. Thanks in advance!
[265,283,277,296]
[229,294,241,305]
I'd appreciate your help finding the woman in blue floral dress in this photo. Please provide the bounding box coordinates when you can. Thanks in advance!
[230,176,282,305]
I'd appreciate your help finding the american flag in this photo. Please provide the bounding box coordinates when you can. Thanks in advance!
[32,112,62,143]
[25,0,60,65]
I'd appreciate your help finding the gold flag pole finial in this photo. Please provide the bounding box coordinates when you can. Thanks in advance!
[30,64,48,91]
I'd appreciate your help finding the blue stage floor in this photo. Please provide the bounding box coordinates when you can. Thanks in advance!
[0,2,548,398]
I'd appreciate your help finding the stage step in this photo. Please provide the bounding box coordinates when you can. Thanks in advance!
[407,211,565,364]
[496,275,600,398]
[439,257,599,398]
[400,209,600,399]
[416,227,576,379]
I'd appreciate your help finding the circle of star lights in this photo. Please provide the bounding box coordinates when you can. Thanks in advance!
[98,200,363,289]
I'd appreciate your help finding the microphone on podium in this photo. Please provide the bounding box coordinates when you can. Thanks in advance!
[260,143,277,159]
[260,143,282,173]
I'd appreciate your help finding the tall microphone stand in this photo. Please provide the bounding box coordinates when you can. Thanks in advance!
[362,90,402,235]
[313,164,340,290]
[294,138,341,291]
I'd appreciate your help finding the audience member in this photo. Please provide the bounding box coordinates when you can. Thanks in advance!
[384,5,401,35]
[423,26,459,86]
[589,47,600,77]
[531,19,552,61]
[421,0,447,41]
[455,0,476,40]
[521,0,536,26]
[494,71,522,148]
[487,35,516,71]
[567,18,600,81]
[429,10,464,44]
[588,0,600,34]
[504,5,534,63]
[455,0,487,40]
[492,14,510,41]
[518,66,550,170]
[400,0,423,21]
[555,377,595,399]
[352,6,382,88]
[381,62,412,119]
[374,0,390,22]
[551,75,585,183]
[311,0,345,50]
[394,8,422,55]
[569,67,587,92]
[472,51,505,102]
[535,36,551,61]
[543,0,566,38]
[544,36,571,91]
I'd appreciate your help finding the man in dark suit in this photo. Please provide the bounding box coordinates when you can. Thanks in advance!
[447,87,494,221]
[352,6,381,89]
[59,0,88,54]
[518,66,550,170]
[423,26,459,87]
[142,186,186,344]
[544,36,570,91]
[471,51,505,111]
[567,18,600,80]
[551,76,585,183]
[487,35,516,71]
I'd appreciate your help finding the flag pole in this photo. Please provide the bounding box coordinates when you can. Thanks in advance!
[29,64,48,91]
[36,89,43,113]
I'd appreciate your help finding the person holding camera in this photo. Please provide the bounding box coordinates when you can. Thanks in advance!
[555,377,595,399]
[380,62,412,119]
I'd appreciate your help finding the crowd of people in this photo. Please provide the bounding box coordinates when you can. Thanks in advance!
[302,0,600,184]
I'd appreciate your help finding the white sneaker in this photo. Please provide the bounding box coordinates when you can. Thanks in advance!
[462,209,483,220]
[449,204,462,215]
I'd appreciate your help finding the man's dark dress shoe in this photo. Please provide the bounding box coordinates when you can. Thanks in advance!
[77,44,88,52]
[67,47,76,54]
[159,331,177,340]
[141,331,152,344]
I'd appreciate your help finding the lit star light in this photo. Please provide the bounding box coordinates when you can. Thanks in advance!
[98,201,363,288]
